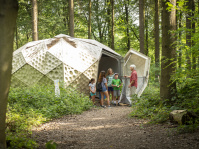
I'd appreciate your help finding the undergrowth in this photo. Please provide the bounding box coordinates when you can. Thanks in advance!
[130,65,199,132]
[6,84,92,149]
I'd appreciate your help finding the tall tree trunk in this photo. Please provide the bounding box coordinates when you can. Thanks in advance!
[111,0,114,50]
[192,0,196,70]
[155,0,160,78]
[0,0,18,148]
[16,25,18,49]
[139,0,145,54]
[69,0,74,37]
[32,0,38,41]
[96,0,102,42]
[125,0,130,50]
[186,0,192,70]
[88,0,91,39]
[145,5,148,56]
[107,0,111,47]
[178,10,182,68]
[160,0,177,101]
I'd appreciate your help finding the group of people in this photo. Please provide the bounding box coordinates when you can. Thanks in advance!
[88,64,137,108]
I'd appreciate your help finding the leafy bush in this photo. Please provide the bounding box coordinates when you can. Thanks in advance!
[130,83,171,123]
[6,84,92,149]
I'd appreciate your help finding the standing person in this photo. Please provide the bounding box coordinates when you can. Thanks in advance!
[98,71,111,108]
[124,64,138,96]
[106,68,114,104]
[111,73,122,106]
[89,78,96,105]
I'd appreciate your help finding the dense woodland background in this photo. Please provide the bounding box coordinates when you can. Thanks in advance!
[0,0,199,148]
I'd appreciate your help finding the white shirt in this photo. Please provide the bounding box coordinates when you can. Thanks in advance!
[89,83,96,93]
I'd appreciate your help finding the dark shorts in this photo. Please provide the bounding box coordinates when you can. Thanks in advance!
[108,87,113,92]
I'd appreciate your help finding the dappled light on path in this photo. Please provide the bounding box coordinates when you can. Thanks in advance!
[32,107,199,149]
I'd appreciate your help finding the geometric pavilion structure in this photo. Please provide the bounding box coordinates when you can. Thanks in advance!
[11,34,123,94]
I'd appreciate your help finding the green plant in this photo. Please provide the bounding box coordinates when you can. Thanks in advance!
[45,140,57,149]
[6,84,92,149]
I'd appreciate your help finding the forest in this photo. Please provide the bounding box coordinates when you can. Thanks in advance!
[0,0,199,148]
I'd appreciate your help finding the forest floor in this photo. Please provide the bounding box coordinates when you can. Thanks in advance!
[32,99,199,149]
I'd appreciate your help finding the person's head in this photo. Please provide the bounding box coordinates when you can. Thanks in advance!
[98,71,106,82]
[130,64,136,71]
[106,68,114,76]
[89,78,95,84]
[114,73,119,79]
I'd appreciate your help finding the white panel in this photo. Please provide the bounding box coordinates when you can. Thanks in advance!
[27,48,47,74]
[83,60,99,80]
[46,64,64,82]
[43,52,62,74]
[13,64,43,86]
[12,52,26,74]
[63,64,81,87]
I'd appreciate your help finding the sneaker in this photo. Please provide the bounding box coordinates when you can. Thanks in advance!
[108,105,111,108]
[118,103,121,106]
[101,105,106,108]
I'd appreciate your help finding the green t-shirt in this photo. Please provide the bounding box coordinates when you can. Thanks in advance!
[106,74,114,87]
[112,79,121,90]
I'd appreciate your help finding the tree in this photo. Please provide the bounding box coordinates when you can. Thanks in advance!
[125,0,130,50]
[88,0,91,39]
[0,0,18,148]
[186,0,192,70]
[111,0,114,50]
[139,0,145,54]
[191,0,196,70]
[155,0,160,76]
[69,0,74,37]
[31,0,38,41]
[160,0,177,101]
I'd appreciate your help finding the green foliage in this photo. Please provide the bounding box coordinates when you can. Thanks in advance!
[45,141,57,149]
[130,83,171,124]
[6,84,92,149]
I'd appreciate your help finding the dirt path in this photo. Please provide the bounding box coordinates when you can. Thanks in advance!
[32,105,199,149]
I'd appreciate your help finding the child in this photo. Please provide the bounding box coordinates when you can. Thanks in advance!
[89,78,96,105]
[106,68,114,104]
[111,73,122,106]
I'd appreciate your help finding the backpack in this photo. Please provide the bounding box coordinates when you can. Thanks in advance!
[96,82,102,91]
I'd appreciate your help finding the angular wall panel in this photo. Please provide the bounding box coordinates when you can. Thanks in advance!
[46,64,64,82]
[13,64,43,86]
[12,53,26,74]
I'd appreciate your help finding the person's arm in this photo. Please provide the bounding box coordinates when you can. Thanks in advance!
[89,86,94,93]
[124,75,131,78]
[104,78,108,89]
[128,74,135,88]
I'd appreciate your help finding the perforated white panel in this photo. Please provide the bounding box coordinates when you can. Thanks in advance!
[13,64,43,86]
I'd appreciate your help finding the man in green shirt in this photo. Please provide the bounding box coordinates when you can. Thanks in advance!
[111,73,122,106]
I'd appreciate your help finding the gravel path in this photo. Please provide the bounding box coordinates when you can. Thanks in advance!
[32,104,199,149]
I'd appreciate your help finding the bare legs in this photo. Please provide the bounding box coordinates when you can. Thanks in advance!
[91,95,95,105]
[102,91,110,106]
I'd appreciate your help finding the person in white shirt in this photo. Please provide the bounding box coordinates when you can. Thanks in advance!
[89,78,96,105]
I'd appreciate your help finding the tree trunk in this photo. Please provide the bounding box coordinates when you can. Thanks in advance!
[192,0,196,70]
[160,0,177,101]
[145,5,148,56]
[16,25,18,49]
[139,0,145,54]
[111,0,114,50]
[155,0,160,78]
[107,0,111,47]
[186,0,192,70]
[88,0,91,39]
[32,0,38,41]
[178,10,182,68]
[125,0,130,50]
[0,1,18,148]
[69,0,74,37]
